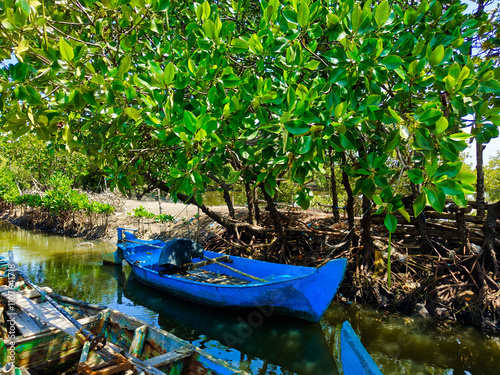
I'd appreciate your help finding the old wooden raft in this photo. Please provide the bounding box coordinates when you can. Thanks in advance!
[0,255,247,375]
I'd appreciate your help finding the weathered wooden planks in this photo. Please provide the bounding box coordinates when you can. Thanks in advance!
[6,309,44,337]
[142,347,192,368]
[180,270,250,285]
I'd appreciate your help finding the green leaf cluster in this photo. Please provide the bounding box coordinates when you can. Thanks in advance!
[0,0,499,238]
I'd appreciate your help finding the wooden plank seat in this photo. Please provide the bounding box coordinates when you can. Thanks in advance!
[190,255,232,270]
[142,347,193,368]
[0,287,82,338]
[178,270,250,285]
[6,309,45,337]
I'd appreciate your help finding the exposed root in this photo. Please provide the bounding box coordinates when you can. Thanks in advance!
[204,214,500,333]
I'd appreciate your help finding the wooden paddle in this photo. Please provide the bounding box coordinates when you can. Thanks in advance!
[202,256,268,283]
[8,251,106,351]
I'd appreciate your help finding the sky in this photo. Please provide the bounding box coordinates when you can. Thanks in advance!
[469,137,500,165]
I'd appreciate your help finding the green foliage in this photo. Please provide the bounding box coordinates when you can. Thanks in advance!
[0,169,19,202]
[87,200,115,215]
[156,213,175,223]
[15,193,42,207]
[485,151,500,201]
[6,173,114,216]
[132,206,156,219]
[0,133,101,192]
[129,206,174,223]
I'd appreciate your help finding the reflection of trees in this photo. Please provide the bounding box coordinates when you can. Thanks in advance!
[124,275,336,375]
[323,305,500,374]
[0,225,118,305]
[24,256,118,305]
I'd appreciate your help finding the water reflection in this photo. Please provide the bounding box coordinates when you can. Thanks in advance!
[107,266,337,375]
[324,304,500,375]
[2,221,500,374]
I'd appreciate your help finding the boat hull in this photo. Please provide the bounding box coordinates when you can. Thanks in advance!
[121,234,347,322]
[99,308,246,375]
[0,295,103,372]
[340,321,383,375]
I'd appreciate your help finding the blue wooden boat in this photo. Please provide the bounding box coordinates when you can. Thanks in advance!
[340,321,383,375]
[111,228,347,322]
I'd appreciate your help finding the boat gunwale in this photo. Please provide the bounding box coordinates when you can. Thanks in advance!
[121,243,342,289]
[103,308,249,374]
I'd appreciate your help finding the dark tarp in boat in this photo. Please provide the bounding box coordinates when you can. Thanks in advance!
[158,239,204,268]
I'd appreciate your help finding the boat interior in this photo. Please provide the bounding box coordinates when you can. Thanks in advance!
[0,256,245,375]
[121,235,315,285]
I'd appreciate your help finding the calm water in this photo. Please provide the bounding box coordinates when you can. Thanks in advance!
[1,221,499,374]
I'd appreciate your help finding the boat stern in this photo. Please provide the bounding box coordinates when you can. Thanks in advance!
[251,258,348,322]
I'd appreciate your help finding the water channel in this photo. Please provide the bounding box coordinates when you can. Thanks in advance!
[0,221,499,374]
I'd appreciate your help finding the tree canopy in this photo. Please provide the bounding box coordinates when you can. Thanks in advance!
[1,0,499,234]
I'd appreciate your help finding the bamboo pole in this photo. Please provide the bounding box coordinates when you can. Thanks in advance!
[203,256,267,283]
[123,240,267,282]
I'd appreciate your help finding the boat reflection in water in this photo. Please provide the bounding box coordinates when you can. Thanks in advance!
[104,265,338,375]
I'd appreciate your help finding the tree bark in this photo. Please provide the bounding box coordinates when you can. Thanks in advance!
[260,184,285,237]
[341,152,358,247]
[221,182,235,219]
[244,181,259,226]
[456,207,472,255]
[360,195,374,272]
[476,139,486,220]
[208,173,235,219]
[329,148,340,222]
[483,200,500,276]
[411,182,431,252]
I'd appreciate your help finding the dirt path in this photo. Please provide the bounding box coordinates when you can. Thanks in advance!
[107,199,233,243]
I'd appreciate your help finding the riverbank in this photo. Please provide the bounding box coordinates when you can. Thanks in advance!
[0,197,225,242]
[1,197,499,334]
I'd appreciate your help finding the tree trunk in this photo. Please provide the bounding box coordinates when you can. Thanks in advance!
[221,181,235,219]
[329,148,340,222]
[456,207,472,255]
[476,139,486,220]
[208,172,235,219]
[260,184,288,261]
[260,185,284,237]
[244,181,259,226]
[483,200,500,277]
[157,188,162,216]
[411,182,431,252]
[360,195,374,272]
[341,152,357,247]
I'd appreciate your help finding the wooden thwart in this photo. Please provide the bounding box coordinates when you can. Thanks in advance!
[78,352,133,375]
[190,255,231,270]
[6,309,44,337]
[203,257,267,283]
[122,239,164,249]
[129,325,147,357]
[181,270,250,285]
[143,347,193,368]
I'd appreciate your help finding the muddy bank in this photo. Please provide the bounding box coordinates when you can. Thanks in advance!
[0,198,225,242]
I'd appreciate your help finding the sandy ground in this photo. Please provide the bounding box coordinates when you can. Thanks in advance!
[107,199,233,243]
